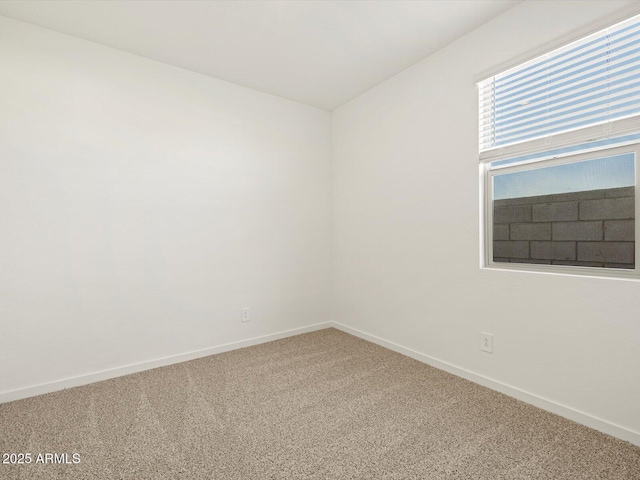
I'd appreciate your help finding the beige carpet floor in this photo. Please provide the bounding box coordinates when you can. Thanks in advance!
[1,328,639,479]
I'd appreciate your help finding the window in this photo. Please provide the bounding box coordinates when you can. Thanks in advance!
[479,14,640,278]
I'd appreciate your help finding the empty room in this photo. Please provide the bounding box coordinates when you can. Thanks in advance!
[1,0,640,478]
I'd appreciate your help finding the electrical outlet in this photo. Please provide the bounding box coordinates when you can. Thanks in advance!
[480,332,493,353]
[241,307,250,322]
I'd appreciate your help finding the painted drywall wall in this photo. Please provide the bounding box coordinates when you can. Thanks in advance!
[332,0,640,441]
[0,16,331,396]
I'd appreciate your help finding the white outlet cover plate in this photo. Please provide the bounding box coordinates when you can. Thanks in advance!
[480,332,493,353]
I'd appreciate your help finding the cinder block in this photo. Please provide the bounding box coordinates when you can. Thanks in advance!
[552,221,602,241]
[493,241,529,258]
[494,205,532,224]
[604,263,634,270]
[532,202,578,222]
[494,224,510,240]
[605,186,635,198]
[511,222,551,240]
[493,257,510,263]
[552,260,604,268]
[530,241,575,260]
[510,193,555,206]
[512,259,550,265]
[579,197,634,220]
[604,220,634,241]
[552,189,605,202]
[493,199,510,207]
[577,242,635,264]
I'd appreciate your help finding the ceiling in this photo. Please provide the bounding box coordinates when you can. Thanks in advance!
[0,0,521,110]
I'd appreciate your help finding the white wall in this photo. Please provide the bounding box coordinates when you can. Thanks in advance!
[0,16,331,397]
[332,0,640,443]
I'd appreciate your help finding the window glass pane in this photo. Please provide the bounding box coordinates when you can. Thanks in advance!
[492,153,635,269]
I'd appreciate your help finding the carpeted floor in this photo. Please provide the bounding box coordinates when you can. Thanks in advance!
[1,328,639,479]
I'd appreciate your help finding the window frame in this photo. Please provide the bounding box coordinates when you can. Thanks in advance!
[478,11,640,280]
[482,142,640,280]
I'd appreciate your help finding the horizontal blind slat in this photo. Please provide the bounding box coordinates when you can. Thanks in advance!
[494,17,640,85]
[479,14,640,153]
[488,51,640,108]
[478,61,640,112]
[481,73,640,125]
[492,108,640,146]
[493,28,640,94]
[480,90,640,133]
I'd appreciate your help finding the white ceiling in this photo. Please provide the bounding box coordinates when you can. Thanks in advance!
[0,0,520,110]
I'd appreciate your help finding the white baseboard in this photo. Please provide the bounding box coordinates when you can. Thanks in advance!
[0,322,332,404]
[330,321,640,447]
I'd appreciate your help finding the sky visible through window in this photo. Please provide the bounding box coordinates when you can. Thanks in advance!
[493,153,635,200]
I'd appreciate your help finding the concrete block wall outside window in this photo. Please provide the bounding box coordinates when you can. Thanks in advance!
[493,187,635,268]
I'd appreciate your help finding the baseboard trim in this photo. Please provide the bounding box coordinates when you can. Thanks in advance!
[0,322,332,404]
[330,321,640,447]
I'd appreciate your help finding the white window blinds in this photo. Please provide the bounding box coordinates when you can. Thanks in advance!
[479,14,640,155]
